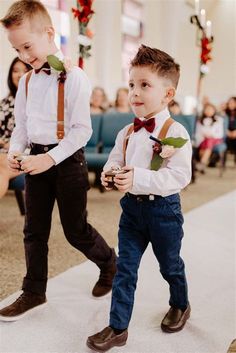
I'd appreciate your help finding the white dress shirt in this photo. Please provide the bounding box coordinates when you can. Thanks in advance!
[9,51,92,165]
[104,108,192,197]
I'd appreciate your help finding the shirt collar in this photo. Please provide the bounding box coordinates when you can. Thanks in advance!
[153,108,170,122]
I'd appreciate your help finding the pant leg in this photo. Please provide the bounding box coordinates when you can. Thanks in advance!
[56,150,113,268]
[147,194,188,311]
[109,195,148,329]
[22,169,56,294]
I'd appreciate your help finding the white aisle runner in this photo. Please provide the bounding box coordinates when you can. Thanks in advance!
[0,191,235,353]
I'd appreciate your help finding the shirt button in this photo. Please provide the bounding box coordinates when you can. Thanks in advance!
[80,162,83,166]
[44,146,49,152]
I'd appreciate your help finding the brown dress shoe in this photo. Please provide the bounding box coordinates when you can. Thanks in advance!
[92,250,117,297]
[0,291,46,322]
[87,326,128,352]
[161,304,191,333]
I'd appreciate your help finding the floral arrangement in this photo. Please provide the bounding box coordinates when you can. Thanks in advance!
[200,36,213,77]
[150,136,188,170]
[72,0,94,69]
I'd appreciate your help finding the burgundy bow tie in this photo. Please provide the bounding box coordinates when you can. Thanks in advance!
[35,62,51,75]
[133,117,155,133]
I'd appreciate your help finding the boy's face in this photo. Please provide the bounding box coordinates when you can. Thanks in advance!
[128,66,175,118]
[7,19,54,69]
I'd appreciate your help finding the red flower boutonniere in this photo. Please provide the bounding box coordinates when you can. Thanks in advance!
[150,136,188,170]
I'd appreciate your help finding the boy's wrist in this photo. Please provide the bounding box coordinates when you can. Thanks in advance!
[45,153,56,166]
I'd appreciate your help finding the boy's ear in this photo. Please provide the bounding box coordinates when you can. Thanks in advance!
[164,87,176,104]
[45,26,55,42]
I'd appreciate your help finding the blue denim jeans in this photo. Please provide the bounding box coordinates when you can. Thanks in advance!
[109,193,188,330]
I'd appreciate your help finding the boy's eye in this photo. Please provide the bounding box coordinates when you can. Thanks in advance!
[129,83,134,89]
[25,46,31,50]
[141,82,149,88]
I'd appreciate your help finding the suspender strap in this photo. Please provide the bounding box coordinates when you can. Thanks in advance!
[57,81,65,140]
[123,124,134,163]
[157,117,175,139]
[123,116,175,163]
[25,71,65,140]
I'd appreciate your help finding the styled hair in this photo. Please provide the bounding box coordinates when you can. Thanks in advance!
[130,44,180,88]
[0,0,52,29]
[8,57,31,97]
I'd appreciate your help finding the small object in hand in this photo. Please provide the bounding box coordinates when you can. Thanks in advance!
[14,154,28,171]
[105,168,128,189]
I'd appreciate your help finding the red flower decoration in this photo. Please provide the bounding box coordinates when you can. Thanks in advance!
[201,37,212,64]
[72,0,94,69]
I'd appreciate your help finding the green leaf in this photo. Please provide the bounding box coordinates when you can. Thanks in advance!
[47,55,65,72]
[150,154,163,171]
[161,137,188,148]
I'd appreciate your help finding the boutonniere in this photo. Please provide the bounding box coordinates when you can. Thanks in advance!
[149,135,188,171]
[47,55,73,83]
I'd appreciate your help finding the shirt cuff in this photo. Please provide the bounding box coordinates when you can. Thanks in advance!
[9,144,27,153]
[47,145,70,165]
[132,167,151,194]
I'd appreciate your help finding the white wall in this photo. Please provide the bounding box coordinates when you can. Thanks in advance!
[0,0,235,105]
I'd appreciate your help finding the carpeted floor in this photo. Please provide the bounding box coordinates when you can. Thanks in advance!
[0,164,236,301]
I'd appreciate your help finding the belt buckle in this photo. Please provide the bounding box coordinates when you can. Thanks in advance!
[149,195,155,201]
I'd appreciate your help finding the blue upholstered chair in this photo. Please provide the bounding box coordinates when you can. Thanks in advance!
[8,174,25,215]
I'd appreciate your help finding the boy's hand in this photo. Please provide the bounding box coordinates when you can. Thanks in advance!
[101,171,113,191]
[7,151,22,172]
[114,166,134,193]
[21,153,55,175]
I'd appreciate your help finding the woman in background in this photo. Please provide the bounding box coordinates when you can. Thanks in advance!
[90,86,109,114]
[0,57,31,198]
[109,87,131,113]
[195,103,224,173]
[225,97,236,163]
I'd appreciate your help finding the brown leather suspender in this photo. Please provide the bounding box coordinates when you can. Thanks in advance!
[57,81,65,140]
[123,117,175,164]
[25,70,65,140]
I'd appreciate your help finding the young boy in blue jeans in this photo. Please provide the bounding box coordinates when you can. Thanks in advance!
[87,45,192,352]
[0,0,116,321]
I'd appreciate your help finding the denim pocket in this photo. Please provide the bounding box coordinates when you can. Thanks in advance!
[163,194,184,225]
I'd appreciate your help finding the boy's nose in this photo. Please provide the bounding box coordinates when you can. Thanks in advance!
[20,52,30,63]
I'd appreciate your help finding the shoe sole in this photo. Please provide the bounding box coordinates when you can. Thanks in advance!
[91,289,112,300]
[0,301,47,322]
[86,339,127,352]
[161,306,191,333]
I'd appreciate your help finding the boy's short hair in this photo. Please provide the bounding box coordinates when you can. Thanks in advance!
[130,44,180,88]
[0,0,52,29]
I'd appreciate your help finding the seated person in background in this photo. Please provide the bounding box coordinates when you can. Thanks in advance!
[0,57,30,198]
[168,99,181,115]
[109,87,131,113]
[90,86,109,114]
[195,103,224,173]
[225,96,236,162]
